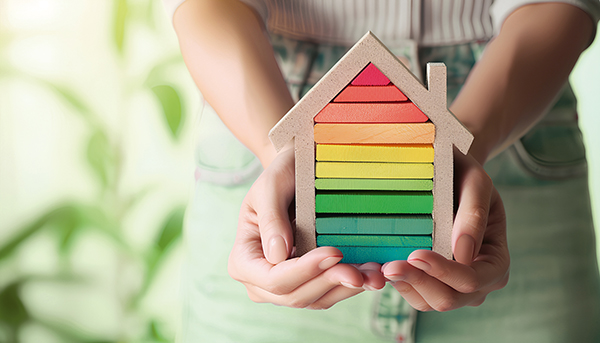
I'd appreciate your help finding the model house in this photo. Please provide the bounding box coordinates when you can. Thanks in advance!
[269,32,473,263]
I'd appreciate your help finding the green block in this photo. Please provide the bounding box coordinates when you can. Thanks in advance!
[315,178,433,191]
[334,246,431,264]
[315,191,433,214]
[317,235,432,247]
[316,215,433,235]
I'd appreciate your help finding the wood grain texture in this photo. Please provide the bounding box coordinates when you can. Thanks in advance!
[316,144,434,163]
[317,235,432,247]
[315,191,433,214]
[351,63,391,86]
[314,123,435,144]
[315,178,433,191]
[335,246,431,264]
[315,215,433,235]
[333,85,408,102]
[314,103,428,123]
[316,162,433,179]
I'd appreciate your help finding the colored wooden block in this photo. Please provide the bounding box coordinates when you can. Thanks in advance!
[315,191,433,214]
[315,215,433,235]
[351,63,391,86]
[316,144,434,163]
[315,162,433,179]
[314,103,428,123]
[314,123,435,144]
[268,32,475,260]
[333,85,408,102]
[317,235,432,247]
[334,246,431,264]
[315,178,434,191]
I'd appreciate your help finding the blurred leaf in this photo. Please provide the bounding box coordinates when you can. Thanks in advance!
[113,0,128,55]
[156,206,185,252]
[148,320,170,342]
[151,85,183,139]
[144,55,184,88]
[86,130,115,188]
[0,281,29,340]
[0,211,55,260]
[130,206,185,308]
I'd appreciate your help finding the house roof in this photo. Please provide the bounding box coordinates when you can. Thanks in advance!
[269,31,473,154]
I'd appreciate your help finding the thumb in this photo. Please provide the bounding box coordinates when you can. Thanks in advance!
[252,151,295,264]
[453,153,493,265]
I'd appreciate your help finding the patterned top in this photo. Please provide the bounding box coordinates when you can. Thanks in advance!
[163,0,600,46]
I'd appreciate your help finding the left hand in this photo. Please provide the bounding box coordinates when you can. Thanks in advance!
[381,149,509,311]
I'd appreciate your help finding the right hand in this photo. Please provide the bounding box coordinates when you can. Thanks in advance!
[228,148,386,309]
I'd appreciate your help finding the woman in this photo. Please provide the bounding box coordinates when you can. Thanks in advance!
[167,1,600,341]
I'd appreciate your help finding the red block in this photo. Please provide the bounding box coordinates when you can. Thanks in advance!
[351,63,391,86]
[333,85,408,102]
[314,103,429,123]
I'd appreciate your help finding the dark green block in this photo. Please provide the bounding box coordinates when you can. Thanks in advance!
[316,215,433,235]
[335,246,431,264]
[317,234,432,247]
[315,178,433,191]
[315,191,433,214]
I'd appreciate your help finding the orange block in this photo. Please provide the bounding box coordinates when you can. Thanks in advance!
[333,85,408,103]
[314,123,435,144]
[314,103,428,123]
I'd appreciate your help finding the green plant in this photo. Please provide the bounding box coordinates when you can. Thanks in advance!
[0,1,190,342]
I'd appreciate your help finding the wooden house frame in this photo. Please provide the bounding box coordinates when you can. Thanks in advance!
[269,32,473,261]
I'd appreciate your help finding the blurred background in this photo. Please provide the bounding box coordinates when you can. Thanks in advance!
[0,1,599,342]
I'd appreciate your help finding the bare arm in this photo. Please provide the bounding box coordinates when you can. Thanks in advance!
[452,3,595,164]
[173,0,294,167]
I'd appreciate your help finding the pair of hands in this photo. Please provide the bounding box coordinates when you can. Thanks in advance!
[228,147,509,311]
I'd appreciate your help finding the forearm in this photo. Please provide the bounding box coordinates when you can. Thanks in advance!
[173,0,294,167]
[451,3,595,164]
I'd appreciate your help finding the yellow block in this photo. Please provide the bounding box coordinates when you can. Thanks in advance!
[316,162,434,179]
[316,144,434,163]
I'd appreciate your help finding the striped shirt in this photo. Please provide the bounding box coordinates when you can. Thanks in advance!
[164,0,600,46]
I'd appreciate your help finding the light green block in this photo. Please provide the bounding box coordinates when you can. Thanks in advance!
[315,178,433,191]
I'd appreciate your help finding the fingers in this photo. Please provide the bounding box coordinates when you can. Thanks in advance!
[232,245,365,294]
[453,150,494,265]
[357,263,386,291]
[247,150,296,264]
[245,264,365,308]
[383,260,484,312]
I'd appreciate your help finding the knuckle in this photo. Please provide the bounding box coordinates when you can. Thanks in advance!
[469,295,487,307]
[246,289,266,304]
[287,297,310,309]
[459,278,481,294]
[264,282,288,296]
[434,294,459,312]
[393,281,413,294]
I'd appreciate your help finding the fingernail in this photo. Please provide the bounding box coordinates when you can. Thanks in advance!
[455,235,475,265]
[408,258,431,272]
[340,282,363,290]
[318,256,341,270]
[384,274,404,282]
[363,284,379,291]
[267,235,287,263]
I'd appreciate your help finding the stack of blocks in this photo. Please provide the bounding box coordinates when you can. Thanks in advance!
[268,32,473,265]
[314,63,435,264]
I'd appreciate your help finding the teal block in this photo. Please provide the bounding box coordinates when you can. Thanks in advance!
[315,191,433,214]
[317,235,432,247]
[334,246,431,264]
[316,215,433,235]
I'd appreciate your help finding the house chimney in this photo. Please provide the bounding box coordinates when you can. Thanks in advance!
[426,63,447,108]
